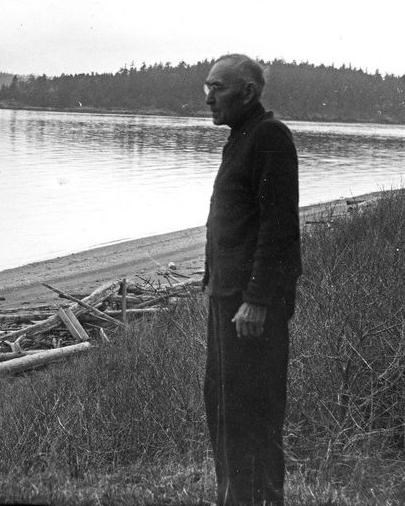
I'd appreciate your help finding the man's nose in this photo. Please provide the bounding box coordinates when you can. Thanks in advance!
[205,89,215,105]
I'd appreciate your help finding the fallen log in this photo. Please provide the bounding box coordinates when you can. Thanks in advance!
[133,293,172,309]
[58,308,90,341]
[346,198,366,206]
[0,342,92,376]
[105,307,166,317]
[156,278,202,292]
[58,293,89,300]
[346,198,377,212]
[125,283,148,295]
[109,294,151,304]
[108,293,190,306]
[80,307,166,324]
[0,279,121,343]
[43,283,126,329]
[0,349,49,362]
[0,305,61,314]
[132,278,202,309]
[0,312,54,324]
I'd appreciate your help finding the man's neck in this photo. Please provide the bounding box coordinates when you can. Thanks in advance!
[229,102,264,133]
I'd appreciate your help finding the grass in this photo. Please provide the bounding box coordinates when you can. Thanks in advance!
[0,190,404,505]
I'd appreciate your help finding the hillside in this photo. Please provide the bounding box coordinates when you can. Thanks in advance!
[1,60,405,123]
[0,72,14,88]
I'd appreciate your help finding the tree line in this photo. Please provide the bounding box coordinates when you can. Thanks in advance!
[0,72,14,88]
[1,60,405,123]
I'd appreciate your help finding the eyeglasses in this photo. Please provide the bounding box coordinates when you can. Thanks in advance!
[203,83,227,96]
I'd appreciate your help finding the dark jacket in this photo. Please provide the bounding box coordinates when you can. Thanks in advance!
[204,102,302,311]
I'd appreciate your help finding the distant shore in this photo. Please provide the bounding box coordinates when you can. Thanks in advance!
[1,102,403,125]
[0,190,393,309]
[0,101,207,119]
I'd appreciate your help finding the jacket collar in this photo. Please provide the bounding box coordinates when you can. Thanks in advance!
[230,102,271,137]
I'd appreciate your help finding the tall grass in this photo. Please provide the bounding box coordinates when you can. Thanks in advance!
[0,190,403,504]
[0,295,209,476]
[288,191,404,456]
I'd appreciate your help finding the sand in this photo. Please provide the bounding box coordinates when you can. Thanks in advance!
[0,191,384,309]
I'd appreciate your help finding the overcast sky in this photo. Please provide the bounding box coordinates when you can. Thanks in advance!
[1,0,404,77]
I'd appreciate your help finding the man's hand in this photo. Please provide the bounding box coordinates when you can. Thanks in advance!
[231,302,267,338]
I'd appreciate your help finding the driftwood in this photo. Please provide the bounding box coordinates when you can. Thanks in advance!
[109,294,150,304]
[3,334,25,353]
[121,278,127,325]
[0,312,55,324]
[104,307,166,317]
[346,198,365,206]
[99,328,110,344]
[62,293,153,305]
[0,349,48,362]
[0,273,203,376]
[108,292,190,307]
[0,342,92,376]
[162,278,201,290]
[131,278,201,309]
[58,293,88,300]
[0,279,121,343]
[80,307,166,325]
[133,293,173,309]
[42,283,126,329]
[58,308,90,341]
[0,305,60,314]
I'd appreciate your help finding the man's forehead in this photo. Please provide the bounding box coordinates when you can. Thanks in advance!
[206,60,239,83]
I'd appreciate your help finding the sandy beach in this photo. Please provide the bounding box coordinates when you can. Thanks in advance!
[0,191,385,309]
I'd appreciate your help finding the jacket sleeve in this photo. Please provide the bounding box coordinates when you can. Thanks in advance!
[242,121,301,307]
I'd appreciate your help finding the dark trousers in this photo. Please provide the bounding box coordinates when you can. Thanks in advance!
[204,295,289,505]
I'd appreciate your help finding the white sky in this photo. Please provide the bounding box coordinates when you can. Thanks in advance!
[1,0,404,76]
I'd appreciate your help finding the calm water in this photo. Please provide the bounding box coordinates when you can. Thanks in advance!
[0,109,404,271]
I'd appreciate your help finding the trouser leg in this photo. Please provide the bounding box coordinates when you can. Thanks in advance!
[204,297,228,503]
[204,295,289,505]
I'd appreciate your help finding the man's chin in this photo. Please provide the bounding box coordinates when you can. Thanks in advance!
[211,111,224,125]
[212,116,224,125]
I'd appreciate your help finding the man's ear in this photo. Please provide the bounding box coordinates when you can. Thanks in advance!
[242,82,256,105]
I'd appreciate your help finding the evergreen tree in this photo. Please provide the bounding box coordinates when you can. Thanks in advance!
[1,60,404,123]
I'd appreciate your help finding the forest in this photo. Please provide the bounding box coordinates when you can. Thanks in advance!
[1,59,405,123]
[0,72,14,88]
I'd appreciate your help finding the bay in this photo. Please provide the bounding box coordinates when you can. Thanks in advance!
[0,109,404,271]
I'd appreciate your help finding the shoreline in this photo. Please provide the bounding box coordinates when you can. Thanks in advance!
[0,102,207,119]
[1,103,404,126]
[0,190,391,309]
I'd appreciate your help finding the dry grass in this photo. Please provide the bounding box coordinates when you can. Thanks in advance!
[0,190,403,505]
[288,190,404,455]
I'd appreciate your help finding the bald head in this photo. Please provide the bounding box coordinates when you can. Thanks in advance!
[214,54,265,100]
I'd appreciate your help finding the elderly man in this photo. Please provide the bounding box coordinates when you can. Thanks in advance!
[202,54,302,505]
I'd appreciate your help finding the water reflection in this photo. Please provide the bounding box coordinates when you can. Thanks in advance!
[0,109,404,271]
[18,112,228,156]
